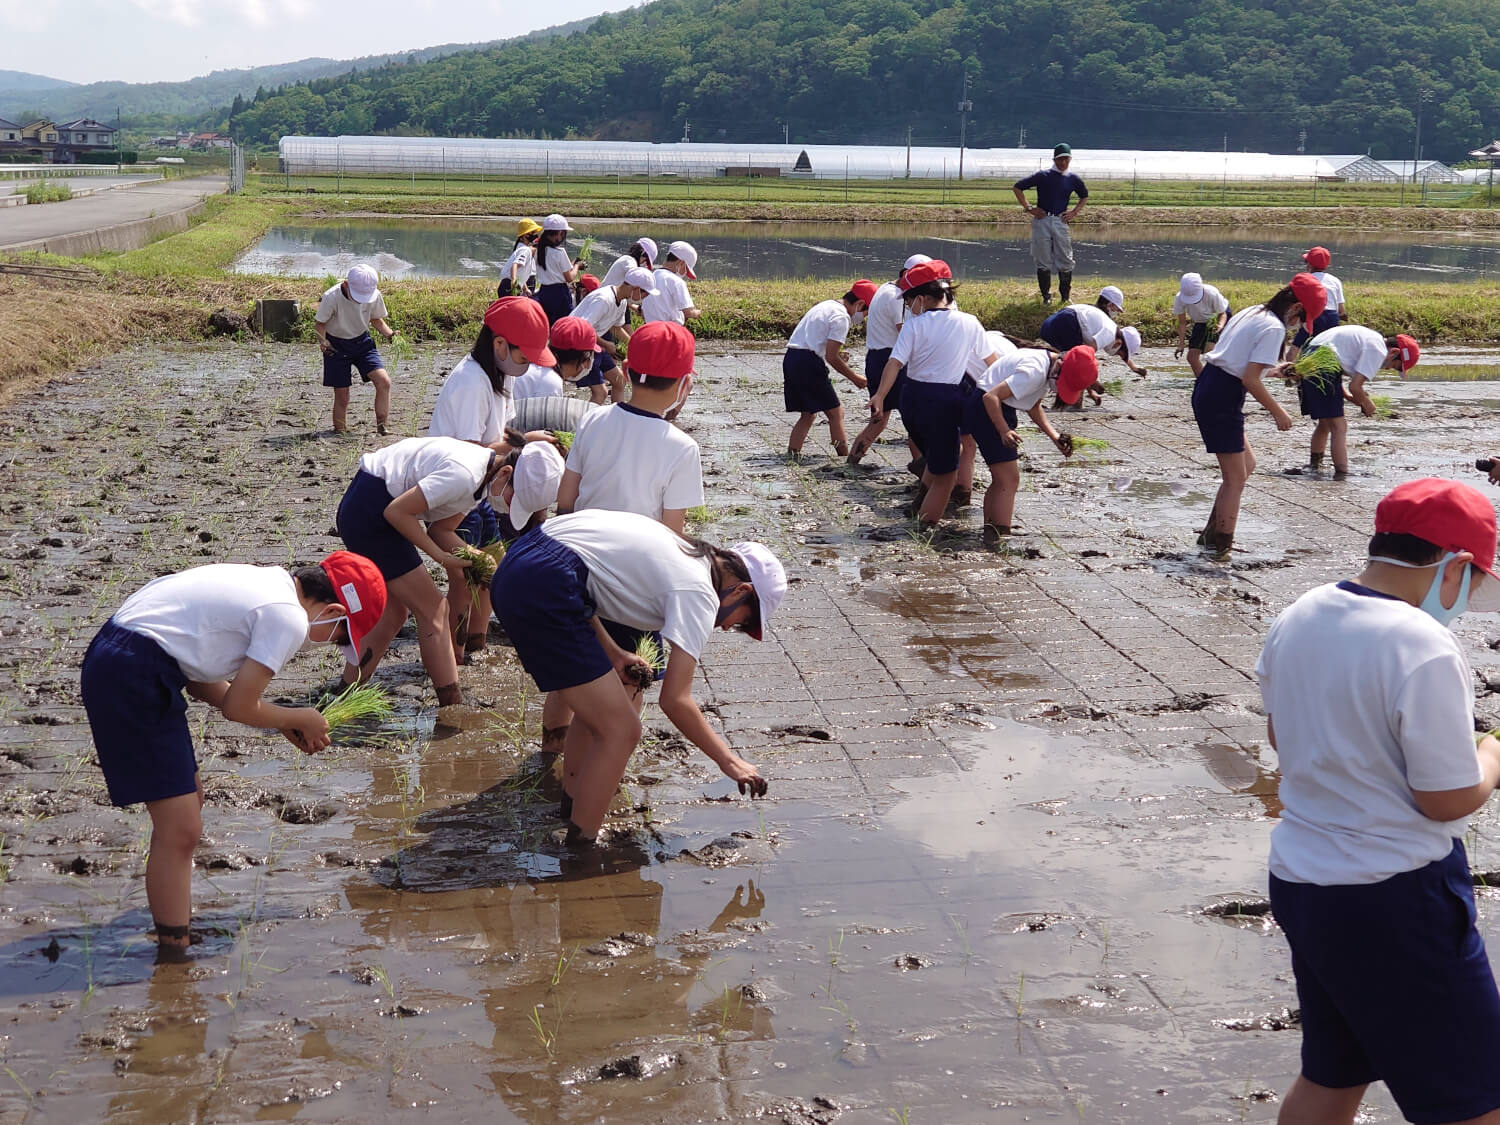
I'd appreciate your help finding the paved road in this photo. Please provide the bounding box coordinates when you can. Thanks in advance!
[0,173,163,198]
[0,174,225,250]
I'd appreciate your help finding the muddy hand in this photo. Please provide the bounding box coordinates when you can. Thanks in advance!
[1056,433,1074,457]
[724,757,768,798]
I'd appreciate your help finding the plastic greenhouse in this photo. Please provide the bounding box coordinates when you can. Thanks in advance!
[278,136,1385,182]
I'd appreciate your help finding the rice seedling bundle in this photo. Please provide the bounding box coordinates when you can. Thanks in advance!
[452,541,504,589]
[1291,347,1343,394]
[1070,436,1110,451]
[627,633,664,691]
[319,681,396,730]
[552,430,574,452]
[1371,394,1395,419]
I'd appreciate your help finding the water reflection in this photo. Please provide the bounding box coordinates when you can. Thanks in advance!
[234,218,1500,283]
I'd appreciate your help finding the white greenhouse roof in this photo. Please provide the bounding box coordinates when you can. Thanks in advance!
[278,136,1387,182]
[1378,159,1462,182]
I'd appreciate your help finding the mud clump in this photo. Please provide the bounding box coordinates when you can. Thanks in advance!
[259,795,340,824]
[893,954,932,971]
[1217,1007,1300,1032]
[595,1051,681,1080]
[208,308,249,336]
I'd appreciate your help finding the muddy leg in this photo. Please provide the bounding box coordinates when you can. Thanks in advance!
[387,567,461,705]
[332,386,351,433]
[553,672,642,836]
[145,789,202,950]
[919,469,958,527]
[1208,448,1252,537]
[369,368,392,432]
[847,412,887,464]
[788,412,817,454]
[984,460,1020,531]
[827,406,849,457]
[347,596,409,682]
[1328,417,1349,474]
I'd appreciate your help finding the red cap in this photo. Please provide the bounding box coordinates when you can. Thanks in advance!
[1394,334,1420,373]
[579,273,601,294]
[850,279,878,307]
[1302,246,1331,271]
[550,316,601,353]
[898,259,954,292]
[483,297,555,367]
[1375,479,1500,608]
[626,321,695,380]
[1056,345,1099,405]
[1288,273,1327,332]
[319,551,387,664]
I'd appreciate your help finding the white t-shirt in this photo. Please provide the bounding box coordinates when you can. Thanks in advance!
[1172,284,1230,323]
[890,307,994,385]
[316,282,387,340]
[1308,324,1387,380]
[568,403,704,520]
[541,510,720,659]
[113,564,307,683]
[642,269,694,324]
[600,254,636,288]
[788,300,851,354]
[865,282,905,351]
[503,243,535,288]
[1311,270,1346,312]
[1065,304,1119,352]
[512,364,566,399]
[1204,307,1287,379]
[1257,582,1482,885]
[428,354,514,445]
[535,242,572,286]
[573,285,628,336]
[360,436,494,523]
[976,348,1052,410]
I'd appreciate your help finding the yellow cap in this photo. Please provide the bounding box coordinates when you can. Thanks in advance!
[516,218,542,237]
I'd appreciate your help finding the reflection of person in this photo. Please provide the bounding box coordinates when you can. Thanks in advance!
[1012,143,1088,306]
[80,553,385,957]
[782,280,876,459]
[316,263,397,435]
[1172,272,1230,377]
[1257,478,1500,1125]
[1191,274,1325,560]
[491,510,785,843]
[847,254,929,467]
[1279,326,1420,479]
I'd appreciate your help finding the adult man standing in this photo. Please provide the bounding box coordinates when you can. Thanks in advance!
[1012,143,1089,306]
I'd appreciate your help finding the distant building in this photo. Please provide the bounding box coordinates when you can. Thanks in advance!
[2,117,117,163]
[1378,159,1462,183]
[55,119,118,147]
[0,117,21,147]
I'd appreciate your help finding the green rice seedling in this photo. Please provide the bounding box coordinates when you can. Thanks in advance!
[685,504,710,524]
[576,235,595,266]
[551,430,574,452]
[452,541,502,589]
[318,681,396,731]
[1371,394,1396,419]
[1070,436,1109,451]
[626,633,663,692]
[1290,346,1343,394]
[1099,378,1125,397]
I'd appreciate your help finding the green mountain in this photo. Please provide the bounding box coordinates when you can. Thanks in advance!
[0,21,595,128]
[226,0,1500,161]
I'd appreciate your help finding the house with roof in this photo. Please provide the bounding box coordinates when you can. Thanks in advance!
[0,117,21,149]
[55,119,118,148]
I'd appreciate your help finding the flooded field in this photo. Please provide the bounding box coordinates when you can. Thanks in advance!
[2,341,1500,1122]
[233,218,1500,284]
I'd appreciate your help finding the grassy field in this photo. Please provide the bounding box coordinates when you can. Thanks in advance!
[5,190,1500,402]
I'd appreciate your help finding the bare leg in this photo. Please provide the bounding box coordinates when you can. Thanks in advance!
[332,386,351,433]
[1310,418,1330,459]
[145,787,203,949]
[553,671,643,835]
[345,596,408,682]
[956,436,977,492]
[826,406,849,456]
[1187,349,1205,377]
[848,411,888,463]
[919,468,958,526]
[1276,1075,1366,1125]
[983,460,1021,530]
[369,368,392,430]
[362,568,462,703]
[1328,417,1349,473]
[788,412,817,454]
[542,693,573,755]
[1208,447,1253,537]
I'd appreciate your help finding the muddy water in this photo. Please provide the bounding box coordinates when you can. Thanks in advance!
[233,218,1500,283]
[1,341,1500,1122]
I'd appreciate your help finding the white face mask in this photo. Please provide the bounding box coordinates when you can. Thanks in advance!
[850,310,866,327]
[303,607,348,652]
[1368,552,1472,627]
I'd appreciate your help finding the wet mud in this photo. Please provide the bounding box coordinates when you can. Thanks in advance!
[0,340,1497,1122]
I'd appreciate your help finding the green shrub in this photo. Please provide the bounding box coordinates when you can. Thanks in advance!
[22,181,72,204]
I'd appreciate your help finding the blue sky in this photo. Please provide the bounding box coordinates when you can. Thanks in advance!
[0,0,640,85]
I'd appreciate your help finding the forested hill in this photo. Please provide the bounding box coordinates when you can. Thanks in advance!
[228,0,1500,161]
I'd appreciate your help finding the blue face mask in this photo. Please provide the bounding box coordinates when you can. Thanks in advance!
[1369,552,1472,627]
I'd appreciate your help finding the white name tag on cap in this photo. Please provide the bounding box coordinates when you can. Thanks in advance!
[341,582,362,614]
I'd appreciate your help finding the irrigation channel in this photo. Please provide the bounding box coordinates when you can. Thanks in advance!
[234,218,1500,284]
[3,339,1500,1122]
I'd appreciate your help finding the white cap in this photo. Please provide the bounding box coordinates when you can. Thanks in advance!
[542,213,572,231]
[622,266,659,295]
[1119,325,1141,360]
[728,541,786,641]
[1098,285,1125,311]
[1177,272,1204,304]
[637,237,658,267]
[902,253,932,272]
[509,442,565,529]
[346,263,379,304]
[667,240,698,279]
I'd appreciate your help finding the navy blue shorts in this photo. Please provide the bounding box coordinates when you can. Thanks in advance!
[81,621,197,807]
[865,348,908,410]
[337,469,423,581]
[963,396,1019,465]
[1186,308,1231,352]
[601,620,665,682]
[1297,355,1346,420]
[491,529,612,693]
[1270,840,1500,1123]
[783,348,840,414]
[535,283,575,325]
[899,380,969,476]
[1191,363,1248,455]
[1292,309,1341,351]
[322,332,385,388]
[1039,309,1086,352]
[458,498,501,548]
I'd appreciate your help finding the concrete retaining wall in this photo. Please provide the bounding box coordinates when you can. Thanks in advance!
[1,199,205,255]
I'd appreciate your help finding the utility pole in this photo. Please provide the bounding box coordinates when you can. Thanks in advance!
[957,70,972,180]
[681,120,692,143]
[783,122,789,145]
[1297,129,1307,154]
[1017,126,1026,149]
[905,125,912,178]
[1412,88,1433,182]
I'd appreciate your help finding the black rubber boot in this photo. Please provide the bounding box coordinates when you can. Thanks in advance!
[1058,270,1073,302]
[1036,269,1052,304]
